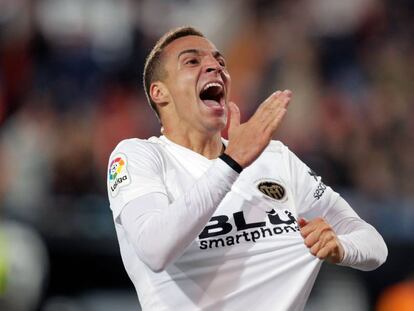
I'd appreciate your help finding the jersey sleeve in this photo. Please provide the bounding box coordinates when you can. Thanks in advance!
[284,146,339,219]
[107,140,167,220]
[284,146,387,270]
[120,158,239,272]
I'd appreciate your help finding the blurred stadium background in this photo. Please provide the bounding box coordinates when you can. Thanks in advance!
[1,0,414,310]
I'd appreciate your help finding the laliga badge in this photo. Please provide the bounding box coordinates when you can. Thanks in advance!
[108,153,131,197]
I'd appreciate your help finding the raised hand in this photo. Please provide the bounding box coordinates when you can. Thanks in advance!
[225,90,292,168]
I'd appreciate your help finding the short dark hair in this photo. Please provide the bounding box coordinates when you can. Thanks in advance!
[143,26,205,122]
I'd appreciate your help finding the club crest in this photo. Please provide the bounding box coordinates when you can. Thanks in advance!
[257,181,286,201]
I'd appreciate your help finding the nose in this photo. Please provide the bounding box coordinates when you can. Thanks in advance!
[204,57,222,74]
[206,65,221,73]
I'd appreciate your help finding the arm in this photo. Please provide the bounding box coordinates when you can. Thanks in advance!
[299,197,388,271]
[120,159,238,272]
[326,197,388,271]
[286,148,387,270]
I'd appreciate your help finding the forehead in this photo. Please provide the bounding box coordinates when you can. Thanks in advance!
[163,35,218,61]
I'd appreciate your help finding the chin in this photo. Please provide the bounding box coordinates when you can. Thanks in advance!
[204,117,227,133]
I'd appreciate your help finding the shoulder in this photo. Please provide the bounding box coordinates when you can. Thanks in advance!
[110,137,165,158]
[112,137,160,153]
[109,137,166,169]
[263,140,289,155]
[258,140,300,170]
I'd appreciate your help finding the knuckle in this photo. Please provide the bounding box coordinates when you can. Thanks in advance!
[324,235,333,244]
[320,222,332,232]
[322,233,333,244]
[320,229,330,237]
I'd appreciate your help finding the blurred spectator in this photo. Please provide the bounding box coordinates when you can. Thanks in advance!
[0,97,56,222]
[90,83,159,175]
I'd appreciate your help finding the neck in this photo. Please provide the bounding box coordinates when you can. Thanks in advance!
[163,128,223,159]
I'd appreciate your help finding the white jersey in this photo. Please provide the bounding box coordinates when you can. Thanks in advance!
[107,136,386,311]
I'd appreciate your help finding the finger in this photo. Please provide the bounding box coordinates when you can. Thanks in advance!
[278,91,292,109]
[268,107,287,132]
[283,89,292,97]
[310,240,321,256]
[250,90,291,138]
[228,101,240,135]
[299,217,327,237]
[316,245,331,260]
[256,91,282,114]
[316,240,339,261]
[253,90,289,127]
[304,229,323,248]
[298,218,308,228]
[299,220,316,238]
[266,90,291,109]
[318,230,335,249]
[264,95,292,129]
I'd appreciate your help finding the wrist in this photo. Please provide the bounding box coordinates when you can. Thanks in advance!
[219,153,243,174]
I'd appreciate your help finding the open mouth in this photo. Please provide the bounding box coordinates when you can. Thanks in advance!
[199,82,225,108]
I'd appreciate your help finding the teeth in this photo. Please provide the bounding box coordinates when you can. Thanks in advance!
[203,82,222,91]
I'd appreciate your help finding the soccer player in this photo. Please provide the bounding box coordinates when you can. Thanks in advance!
[107,26,387,311]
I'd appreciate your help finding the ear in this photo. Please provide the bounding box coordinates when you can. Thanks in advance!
[150,81,170,106]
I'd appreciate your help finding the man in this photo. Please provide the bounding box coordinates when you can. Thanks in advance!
[107,26,387,311]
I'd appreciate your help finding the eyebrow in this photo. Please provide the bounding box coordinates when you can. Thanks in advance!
[212,50,225,59]
[177,48,225,60]
[177,49,200,59]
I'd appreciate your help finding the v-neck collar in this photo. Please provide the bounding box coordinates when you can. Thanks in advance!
[159,135,214,163]
[157,135,228,178]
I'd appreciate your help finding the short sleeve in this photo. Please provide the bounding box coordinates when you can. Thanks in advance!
[284,146,340,219]
[107,139,167,220]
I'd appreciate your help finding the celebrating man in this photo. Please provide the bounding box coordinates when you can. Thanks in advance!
[107,26,387,311]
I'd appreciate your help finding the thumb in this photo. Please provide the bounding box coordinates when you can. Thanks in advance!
[298,218,308,228]
[228,101,240,136]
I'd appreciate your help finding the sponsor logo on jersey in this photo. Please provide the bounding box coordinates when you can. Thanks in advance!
[198,209,299,250]
[108,153,130,197]
[256,180,286,201]
[308,169,327,200]
[313,181,326,200]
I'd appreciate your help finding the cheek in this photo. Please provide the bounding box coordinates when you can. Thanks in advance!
[172,74,197,101]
